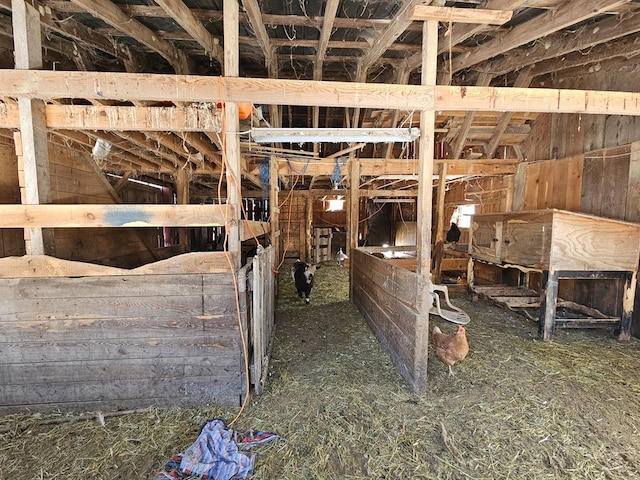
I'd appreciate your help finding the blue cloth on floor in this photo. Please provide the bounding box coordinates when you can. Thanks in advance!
[155,418,281,480]
[179,418,254,479]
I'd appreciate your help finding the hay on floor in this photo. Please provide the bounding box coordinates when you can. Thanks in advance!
[2,263,640,479]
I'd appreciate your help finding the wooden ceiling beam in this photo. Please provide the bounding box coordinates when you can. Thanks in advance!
[485,67,533,159]
[0,103,222,132]
[256,157,520,177]
[314,0,340,81]
[451,0,631,73]
[154,0,223,69]
[69,0,190,74]
[405,0,526,74]
[241,0,275,71]
[358,0,427,78]
[5,70,640,116]
[410,5,513,24]
[484,8,640,77]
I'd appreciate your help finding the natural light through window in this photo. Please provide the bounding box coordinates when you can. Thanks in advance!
[450,204,475,229]
[325,196,345,212]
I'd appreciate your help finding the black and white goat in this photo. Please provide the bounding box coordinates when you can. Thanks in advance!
[291,260,319,304]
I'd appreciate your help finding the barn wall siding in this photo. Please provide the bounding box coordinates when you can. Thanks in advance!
[351,248,429,393]
[1,142,171,268]
[0,271,245,414]
[0,143,23,257]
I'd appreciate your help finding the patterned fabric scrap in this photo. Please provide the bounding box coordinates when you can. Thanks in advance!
[155,418,280,480]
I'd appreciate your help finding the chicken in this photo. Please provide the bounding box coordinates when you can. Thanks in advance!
[432,325,469,376]
[335,248,348,267]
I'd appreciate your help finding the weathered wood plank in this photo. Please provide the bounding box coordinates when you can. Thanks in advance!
[0,315,239,342]
[3,70,640,115]
[352,249,426,392]
[0,392,241,415]
[0,204,233,228]
[0,103,222,131]
[0,333,240,363]
[1,374,242,407]
[0,356,241,385]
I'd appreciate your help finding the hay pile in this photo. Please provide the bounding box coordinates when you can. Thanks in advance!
[2,263,640,479]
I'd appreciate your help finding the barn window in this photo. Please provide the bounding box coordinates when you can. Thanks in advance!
[450,204,475,229]
[324,195,345,212]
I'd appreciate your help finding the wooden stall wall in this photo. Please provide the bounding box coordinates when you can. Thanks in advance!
[0,254,246,414]
[351,248,429,393]
[528,68,640,161]
[511,155,584,212]
[1,141,172,267]
[510,142,640,331]
[0,143,24,257]
[278,190,307,261]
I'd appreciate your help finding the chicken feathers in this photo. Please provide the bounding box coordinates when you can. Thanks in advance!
[433,325,469,376]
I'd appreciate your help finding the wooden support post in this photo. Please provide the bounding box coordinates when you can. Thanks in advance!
[539,269,559,341]
[348,152,360,300]
[619,271,636,341]
[223,0,240,269]
[269,155,280,264]
[416,20,437,282]
[175,168,191,253]
[12,0,54,255]
[305,194,313,262]
[435,161,448,244]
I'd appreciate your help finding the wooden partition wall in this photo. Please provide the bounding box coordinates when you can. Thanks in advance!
[351,248,429,393]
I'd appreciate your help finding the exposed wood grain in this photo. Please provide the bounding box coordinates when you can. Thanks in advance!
[0,204,233,228]
[3,70,640,115]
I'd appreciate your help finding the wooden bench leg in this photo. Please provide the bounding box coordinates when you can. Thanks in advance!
[619,271,637,341]
[538,269,559,341]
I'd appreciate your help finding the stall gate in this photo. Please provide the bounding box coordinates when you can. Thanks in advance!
[241,245,276,394]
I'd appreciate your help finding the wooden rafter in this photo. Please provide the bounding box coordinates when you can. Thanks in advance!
[405,0,527,72]
[358,0,427,78]
[484,7,640,77]
[69,0,190,74]
[485,67,533,159]
[154,0,223,69]
[451,0,631,73]
[314,0,340,81]
[450,72,493,159]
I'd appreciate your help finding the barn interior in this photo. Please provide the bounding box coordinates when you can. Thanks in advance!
[2,0,640,417]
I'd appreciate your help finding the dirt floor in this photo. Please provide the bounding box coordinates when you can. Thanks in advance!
[2,263,640,479]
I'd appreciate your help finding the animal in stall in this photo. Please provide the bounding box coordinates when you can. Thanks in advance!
[335,248,348,267]
[291,260,319,304]
[446,222,461,243]
[432,325,469,377]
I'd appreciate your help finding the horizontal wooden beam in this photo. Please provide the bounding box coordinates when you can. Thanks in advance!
[0,204,234,228]
[410,6,513,25]
[255,157,519,177]
[2,70,640,115]
[0,103,221,131]
[240,220,270,241]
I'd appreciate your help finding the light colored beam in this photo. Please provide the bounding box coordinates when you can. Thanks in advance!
[3,70,640,115]
[154,0,223,68]
[0,104,222,131]
[0,204,233,228]
[450,0,630,73]
[410,5,513,24]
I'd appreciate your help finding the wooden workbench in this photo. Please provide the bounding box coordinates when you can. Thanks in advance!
[468,209,640,341]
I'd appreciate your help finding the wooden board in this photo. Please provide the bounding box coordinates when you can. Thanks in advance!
[351,248,429,393]
[0,269,245,414]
